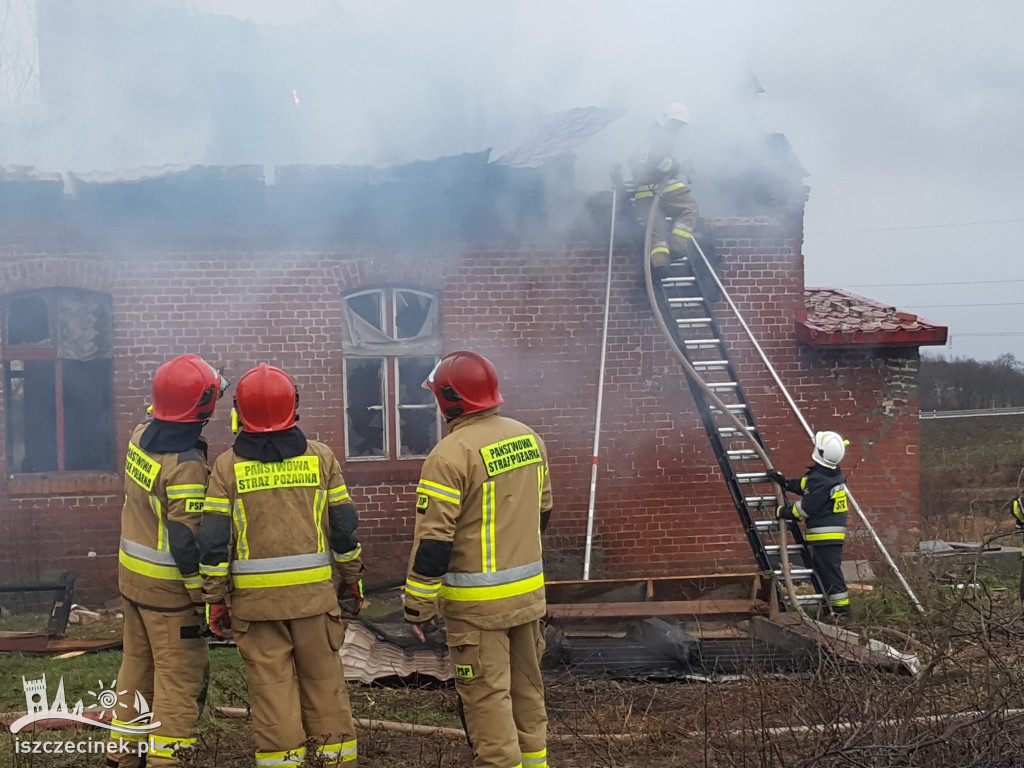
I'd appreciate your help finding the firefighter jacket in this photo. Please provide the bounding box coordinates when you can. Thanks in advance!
[1011,498,1024,553]
[197,438,364,622]
[778,464,849,544]
[404,408,553,631]
[629,123,689,185]
[119,423,209,610]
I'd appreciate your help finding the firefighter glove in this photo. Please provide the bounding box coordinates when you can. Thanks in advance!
[339,580,364,617]
[206,602,231,639]
[767,468,786,486]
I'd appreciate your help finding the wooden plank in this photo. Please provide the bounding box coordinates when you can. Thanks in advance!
[547,599,766,619]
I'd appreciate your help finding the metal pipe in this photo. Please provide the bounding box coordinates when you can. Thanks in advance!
[689,237,925,614]
[583,186,618,580]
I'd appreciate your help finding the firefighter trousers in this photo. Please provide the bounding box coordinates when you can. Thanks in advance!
[233,609,357,766]
[811,544,850,615]
[107,600,209,768]
[446,617,548,768]
[633,182,699,267]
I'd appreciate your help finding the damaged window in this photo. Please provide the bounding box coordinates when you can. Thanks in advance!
[2,290,115,474]
[342,290,441,461]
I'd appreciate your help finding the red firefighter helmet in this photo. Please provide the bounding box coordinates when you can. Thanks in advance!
[423,351,503,421]
[234,363,299,433]
[151,354,227,423]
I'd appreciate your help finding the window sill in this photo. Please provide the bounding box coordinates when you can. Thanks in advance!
[344,460,424,486]
[6,472,121,497]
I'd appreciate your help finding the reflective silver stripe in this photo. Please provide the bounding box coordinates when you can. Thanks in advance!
[830,591,850,601]
[231,551,331,574]
[120,537,177,566]
[830,483,847,495]
[806,526,846,535]
[442,559,543,588]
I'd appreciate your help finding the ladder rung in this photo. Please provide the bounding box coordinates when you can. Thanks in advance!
[727,449,757,459]
[763,544,804,555]
[711,404,747,413]
[694,360,729,371]
[774,568,814,579]
[683,338,721,348]
[754,519,779,532]
[706,381,738,391]
[676,317,713,326]
[736,472,770,482]
[718,426,756,436]
[745,495,775,505]
[668,297,705,307]
[795,593,826,604]
[660,276,696,286]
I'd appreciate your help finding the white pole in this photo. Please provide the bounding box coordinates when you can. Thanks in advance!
[689,237,925,613]
[583,187,618,580]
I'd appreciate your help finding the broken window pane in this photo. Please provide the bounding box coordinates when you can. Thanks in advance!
[399,409,438,457]
[63,359,114,471]
[397,356,436,406]
[395,291,433,339]
[5,295,50,346]
[347,292,383,332]
[5,361,58,473]
[345,357,386,458]
[58,293,114,361]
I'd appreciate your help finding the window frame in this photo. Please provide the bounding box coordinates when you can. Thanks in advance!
[343,288,441,462]
[2,289,116,475]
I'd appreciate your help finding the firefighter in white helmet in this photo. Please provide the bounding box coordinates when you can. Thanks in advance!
[768,431,852,617]
[613,102,699,278]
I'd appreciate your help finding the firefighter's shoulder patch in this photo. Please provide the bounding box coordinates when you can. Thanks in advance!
[455,664,474,680]
[416,493,429,512]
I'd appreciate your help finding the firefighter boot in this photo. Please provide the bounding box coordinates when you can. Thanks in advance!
[447,618,548,768]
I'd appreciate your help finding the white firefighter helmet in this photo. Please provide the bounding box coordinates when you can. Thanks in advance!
[658,102,690,126]
[812,431,847,468]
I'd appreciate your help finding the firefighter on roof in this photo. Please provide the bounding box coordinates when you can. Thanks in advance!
[109,353,228,767]
[769,431,852,618]
[405,351,553,768]
[614,102,699,279]
[198,363,364,767]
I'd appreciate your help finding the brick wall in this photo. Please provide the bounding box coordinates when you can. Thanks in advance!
[0,220,922,603]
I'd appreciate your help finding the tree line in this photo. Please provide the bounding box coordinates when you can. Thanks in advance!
[920,353,1024,411]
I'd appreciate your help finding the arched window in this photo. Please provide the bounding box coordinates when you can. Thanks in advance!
[2,290,115,473]
[341,289,441,460]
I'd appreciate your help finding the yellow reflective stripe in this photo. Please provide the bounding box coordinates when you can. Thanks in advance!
[316,740,357,761]
[657,157,673,173]
[200,562,229,577]
[183,575,202,590]
[405,577,441,598]
[119,549,182,581]
[166,484,206,499]
[203,496,231,514]
[662,181,686,193]
[149,496,168,551]
[830,598,851,606]
[523,748,547,766]
[634,190,654,199]
[110,719,147,741]
[806,532,846,541]
[255,746,307,767]
[314,489,327,554]
[149,735,196,757]
[439,572,544,602]
[650,246,670,255]
[800,477,808,491]
[233,499,250,560]
[537,466,545,511]
[334,543,362,563]
[418,479,461,502]
[671,228,693,239]
[481,481,496,573]
[328,485,350,503]
[233,565,333,589]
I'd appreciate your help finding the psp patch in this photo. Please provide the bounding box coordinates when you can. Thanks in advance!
[455,664,475,680]
[416,493,430,512]
[184,499,205,513]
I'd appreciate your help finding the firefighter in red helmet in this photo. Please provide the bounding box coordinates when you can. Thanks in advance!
[198,363,364,767]
[405,351,553,768]
[109,354,228,767]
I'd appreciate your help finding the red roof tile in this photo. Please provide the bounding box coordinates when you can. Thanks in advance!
[798,288,948,348]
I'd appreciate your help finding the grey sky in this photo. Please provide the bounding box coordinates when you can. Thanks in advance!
[2,0,1022,361]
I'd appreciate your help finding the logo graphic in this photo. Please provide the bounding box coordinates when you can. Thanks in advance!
[9,674,161,734]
